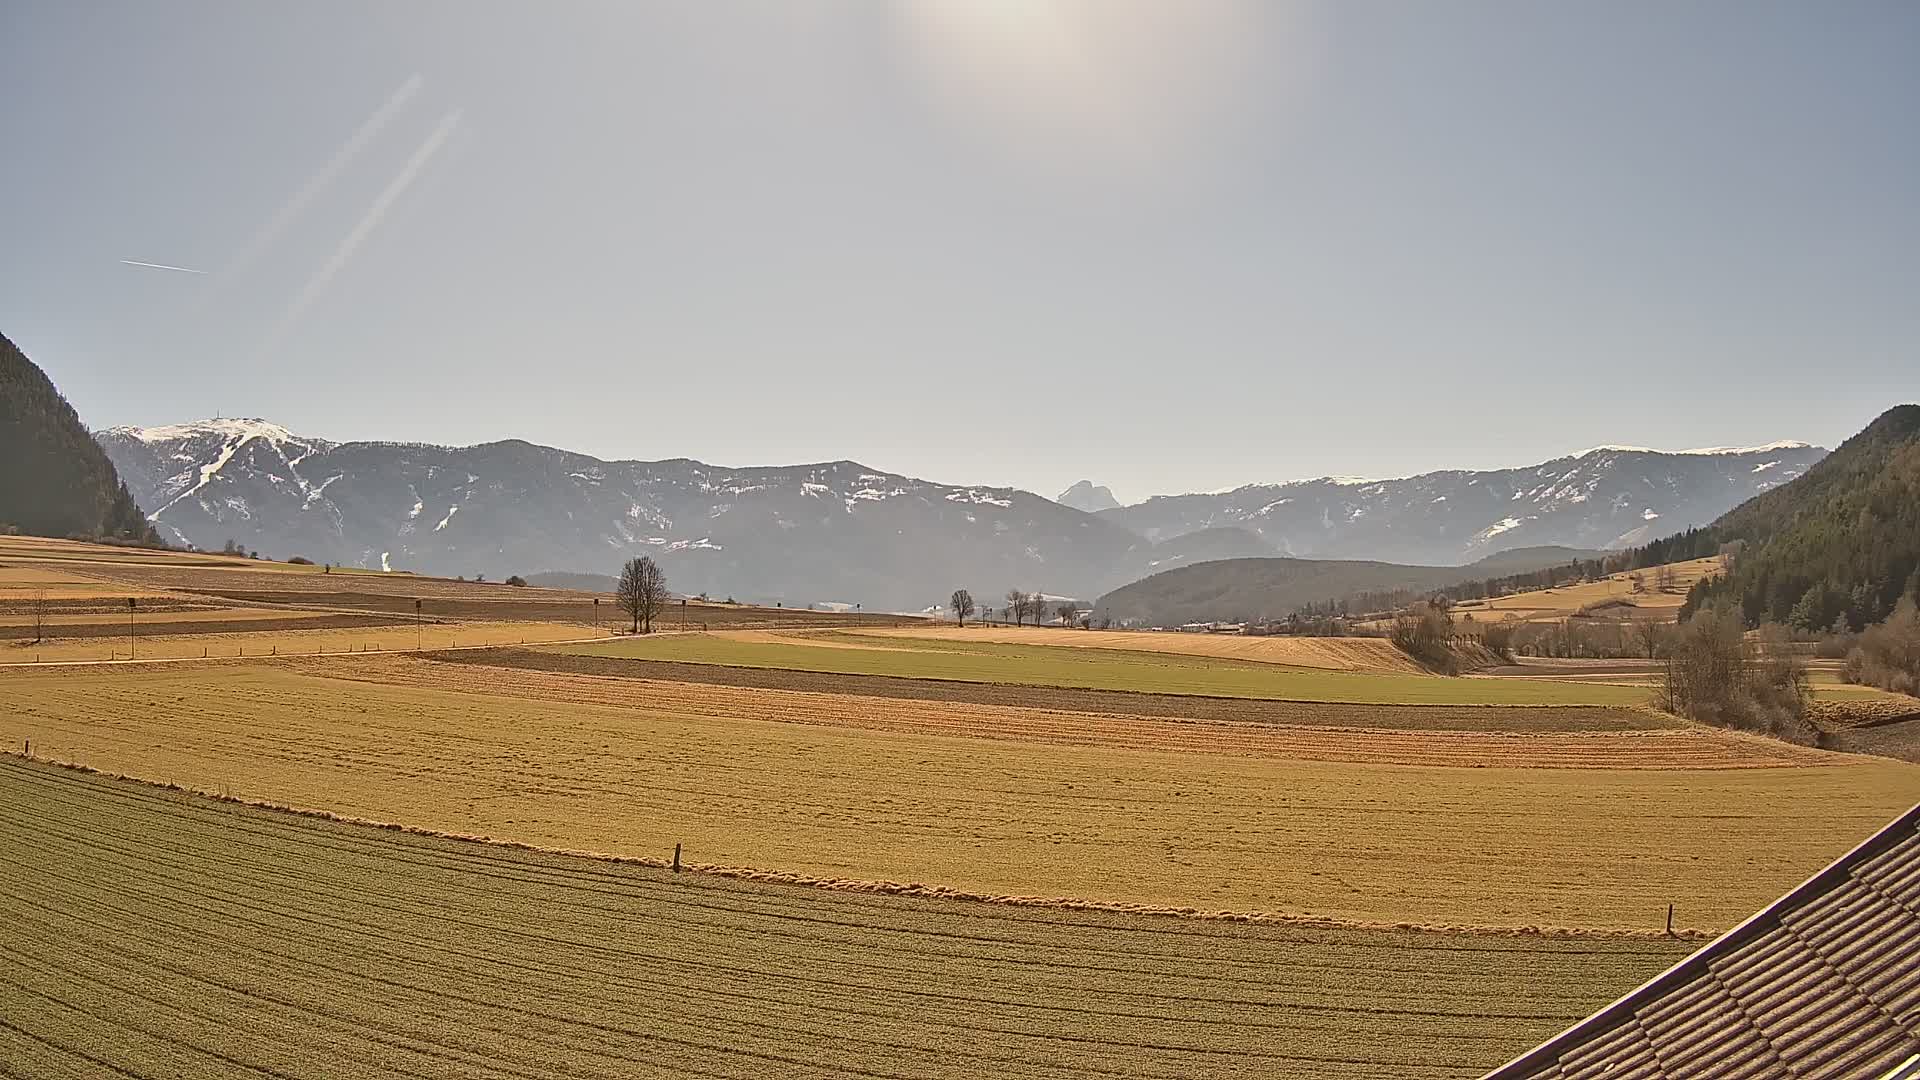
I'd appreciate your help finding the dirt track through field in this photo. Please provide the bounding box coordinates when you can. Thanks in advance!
[0,758,1696,1080]
[451,648,1676,732]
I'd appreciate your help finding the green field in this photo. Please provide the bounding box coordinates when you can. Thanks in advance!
[0,757,1695,1080]
[548,631,1653,705]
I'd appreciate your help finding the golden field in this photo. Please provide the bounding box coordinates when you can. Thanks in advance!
[6,658,1914,933]
[0,757,1696,1079]
[853,624,1434,672]
[5,535,1916,1080]
[1450,556,1725,625]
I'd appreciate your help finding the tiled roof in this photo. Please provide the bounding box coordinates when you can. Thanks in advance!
[1486,803,1920,1079]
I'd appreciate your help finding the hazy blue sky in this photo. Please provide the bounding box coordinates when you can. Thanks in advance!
[3,1,1914,502]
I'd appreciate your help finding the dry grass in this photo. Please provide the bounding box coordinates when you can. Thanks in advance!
[325,655,1792,768]
[854,625,1433,672]
[0,757,1697,1080]
[0,620,602,664]
[1448,557,1724,626]
[0,536,922,630]
[5,661,1914,932]
[442,647,1684,732]
[552,632,1649,705]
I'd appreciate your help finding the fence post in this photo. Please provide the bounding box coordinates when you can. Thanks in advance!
[1666,903,1674,936]
[673,843,681,873]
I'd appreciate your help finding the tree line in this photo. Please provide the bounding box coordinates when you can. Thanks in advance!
[948,588,1077,628]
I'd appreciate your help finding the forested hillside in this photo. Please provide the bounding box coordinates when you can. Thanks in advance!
[0,332,156,543]
[1093,546,1596,626]
[1685,404,1920,630]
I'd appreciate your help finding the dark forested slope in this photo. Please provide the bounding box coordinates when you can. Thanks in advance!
[0,332,155,542]
[1685,405,1920,630]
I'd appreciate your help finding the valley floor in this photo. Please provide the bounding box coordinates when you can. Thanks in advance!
[0,757,1695,1080]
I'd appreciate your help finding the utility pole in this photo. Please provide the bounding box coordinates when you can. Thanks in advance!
[127,597,136,659]
[415,598,423,651]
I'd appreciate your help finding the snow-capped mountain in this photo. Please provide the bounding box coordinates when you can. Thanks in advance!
[1096,442,1826,564]
[96,419,1160,609]
[95,419,1824,608]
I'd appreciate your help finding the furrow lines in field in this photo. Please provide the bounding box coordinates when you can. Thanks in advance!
[0,763,1689,963]
[5,761,1620,1078]
[2,777,1585,1032]
[1,839,1549,1050]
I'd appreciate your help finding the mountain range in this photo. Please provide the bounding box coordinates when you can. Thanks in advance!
[1096,442,1824,564]
[95,418,1823,610]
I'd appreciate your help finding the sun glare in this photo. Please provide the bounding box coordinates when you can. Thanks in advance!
[896,0,1296,179]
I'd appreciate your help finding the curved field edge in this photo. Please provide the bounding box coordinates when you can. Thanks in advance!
[0,753,1718,940]
[338,655,1806,769]
[0,755,1698,1080]
[8,663,1915,931]
[530,636,1654,707]
[440,647,1684,731]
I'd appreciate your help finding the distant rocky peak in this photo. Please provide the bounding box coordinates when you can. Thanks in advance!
[1057,479,1120,513]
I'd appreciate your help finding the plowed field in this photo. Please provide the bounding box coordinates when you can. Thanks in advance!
[0,757,1697,1080]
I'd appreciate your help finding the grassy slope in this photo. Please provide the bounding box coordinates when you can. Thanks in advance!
[7,664,1914,931]
[548,631,1650,705]
[0,757,1696,1080]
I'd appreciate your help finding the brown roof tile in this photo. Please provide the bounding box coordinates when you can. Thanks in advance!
[1486,805,1920,1079]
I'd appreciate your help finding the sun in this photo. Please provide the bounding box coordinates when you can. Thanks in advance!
[894,0,1300,178]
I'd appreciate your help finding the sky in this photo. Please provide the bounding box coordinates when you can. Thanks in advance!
[2,1,1915,504]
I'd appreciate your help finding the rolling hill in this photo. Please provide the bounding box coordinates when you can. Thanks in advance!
[1093,546,1603,627]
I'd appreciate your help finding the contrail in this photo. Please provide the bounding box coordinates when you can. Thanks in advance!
[120,259,207,274]
[222,74,426,281]
[278,109,463,329]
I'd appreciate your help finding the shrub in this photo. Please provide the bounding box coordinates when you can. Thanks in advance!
[1389,603,1457,673]
[1660,613,1813,742]
[1481,620,1516,661]
[505,575,528,587]
[287,556,314,565]
[1844,597,1920,697]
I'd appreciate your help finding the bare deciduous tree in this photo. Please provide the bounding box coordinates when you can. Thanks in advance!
[1633,620,1665,660]
[1661,611,1810,740]
[950,588,976,627]
[1055,601,1079,628]
[1005,589,1026,627]
[617,555,669,633]
[1655,562,1678,593]
[29,590,47,644]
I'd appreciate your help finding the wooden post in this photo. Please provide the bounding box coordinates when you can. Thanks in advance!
[23,740,29,758]
[673,843,681,873]
[1666,903,1674,936]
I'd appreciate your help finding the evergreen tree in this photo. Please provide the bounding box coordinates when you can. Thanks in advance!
[0,331,159,544]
